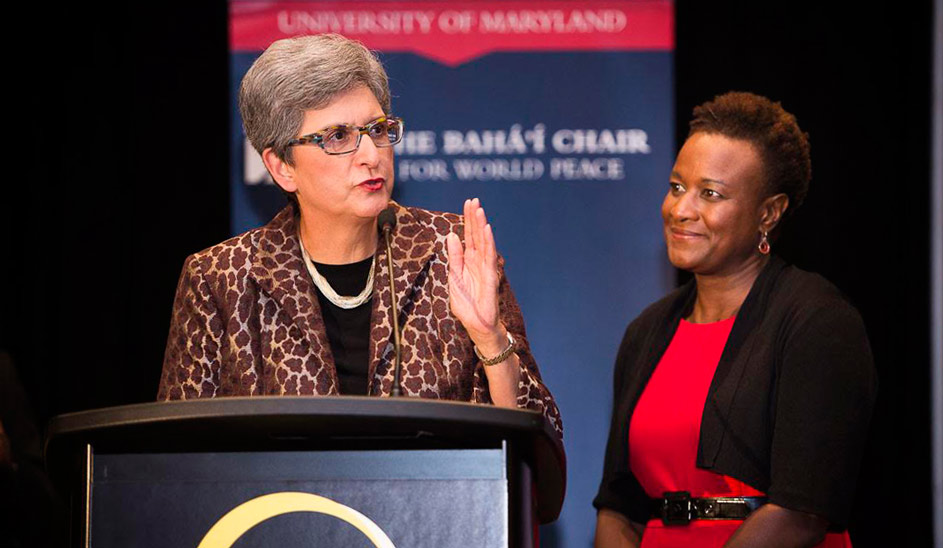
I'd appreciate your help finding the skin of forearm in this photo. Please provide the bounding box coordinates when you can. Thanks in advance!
[481,351,522,408]
[594,509,644,548]
[723,504,828,548]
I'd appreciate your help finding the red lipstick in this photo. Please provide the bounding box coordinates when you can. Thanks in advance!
[358,177,384,192]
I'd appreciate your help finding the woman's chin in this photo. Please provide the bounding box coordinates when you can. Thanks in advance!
[351,192,393,220]
[666,248,701,272]
[366,199,393,219]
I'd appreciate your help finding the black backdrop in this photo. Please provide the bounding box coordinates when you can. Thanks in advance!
[675,4,933,546]
[2,1,933,546]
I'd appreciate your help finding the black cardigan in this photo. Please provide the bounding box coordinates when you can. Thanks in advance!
[592,256,877,528]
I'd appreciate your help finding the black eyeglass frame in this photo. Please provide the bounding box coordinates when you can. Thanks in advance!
[286,116,405,155]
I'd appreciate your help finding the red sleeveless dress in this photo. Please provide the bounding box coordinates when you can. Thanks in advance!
[628,317,852,547]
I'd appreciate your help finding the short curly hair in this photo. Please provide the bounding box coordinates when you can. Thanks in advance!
[689,91,811,217]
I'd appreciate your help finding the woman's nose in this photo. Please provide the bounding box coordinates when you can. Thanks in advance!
[669,192,697,221]
[354,132,381,167]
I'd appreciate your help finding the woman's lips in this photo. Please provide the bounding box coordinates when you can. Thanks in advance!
[668,226,704,239]
[358,178,384,192]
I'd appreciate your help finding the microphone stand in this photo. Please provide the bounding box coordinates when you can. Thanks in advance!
[379,212,403,397]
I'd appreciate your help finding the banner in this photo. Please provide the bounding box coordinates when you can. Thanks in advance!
[229,2,674,544]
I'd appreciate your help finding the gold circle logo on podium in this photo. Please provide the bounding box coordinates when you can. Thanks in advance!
[197,492,395,548]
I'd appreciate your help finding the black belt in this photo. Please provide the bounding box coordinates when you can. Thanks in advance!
[652,491,768,525]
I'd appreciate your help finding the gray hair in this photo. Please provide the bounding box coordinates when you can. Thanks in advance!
[238,34,392,164]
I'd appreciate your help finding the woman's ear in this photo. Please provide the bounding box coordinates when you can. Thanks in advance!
[760,193,790,233]
[261,148,299,193]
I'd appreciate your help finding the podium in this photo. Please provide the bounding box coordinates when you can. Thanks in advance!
[45,397,565,548]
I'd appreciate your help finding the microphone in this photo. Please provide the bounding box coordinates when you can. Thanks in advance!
[377,207,403,397]
[377,207,397,234]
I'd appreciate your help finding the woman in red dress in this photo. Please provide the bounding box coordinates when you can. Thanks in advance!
[593,92,877,547]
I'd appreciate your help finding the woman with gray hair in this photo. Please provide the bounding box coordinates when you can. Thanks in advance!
[157,34,561,436]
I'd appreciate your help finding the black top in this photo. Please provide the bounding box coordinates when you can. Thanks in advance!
[593,256,877,528]
[311,256,373,396]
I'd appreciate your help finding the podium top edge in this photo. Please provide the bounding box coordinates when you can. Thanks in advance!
[47,396,548,438]
[45,396,566,523]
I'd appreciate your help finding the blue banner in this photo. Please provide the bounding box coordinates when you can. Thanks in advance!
[230,2,674,544]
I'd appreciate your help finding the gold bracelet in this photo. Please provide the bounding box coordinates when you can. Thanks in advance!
[474,331,516,366]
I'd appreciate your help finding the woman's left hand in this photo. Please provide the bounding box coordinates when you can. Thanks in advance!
[446,198,507,357]
[446,198,522,408]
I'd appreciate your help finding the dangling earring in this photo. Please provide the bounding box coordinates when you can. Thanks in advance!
[758,231,771,255]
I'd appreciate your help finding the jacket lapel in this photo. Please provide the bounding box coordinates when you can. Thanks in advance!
[368,201,437,394]
[618,282,694,454]
[248,206,339,393]
[697,255,787,465]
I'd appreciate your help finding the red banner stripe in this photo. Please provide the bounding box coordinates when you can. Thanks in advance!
[230,1,674,65]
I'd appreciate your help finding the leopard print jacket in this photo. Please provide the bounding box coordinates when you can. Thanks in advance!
[157,202,562,437]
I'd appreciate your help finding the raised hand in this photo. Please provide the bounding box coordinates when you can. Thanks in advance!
[446,198,506,355]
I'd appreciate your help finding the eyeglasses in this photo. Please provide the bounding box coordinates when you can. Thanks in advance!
[287,116,405,155]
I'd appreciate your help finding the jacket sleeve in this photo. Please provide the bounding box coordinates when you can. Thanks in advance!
[592,321,653,524]
[766,299,877,527]
[472,262,563,438]
[157,254,223,400]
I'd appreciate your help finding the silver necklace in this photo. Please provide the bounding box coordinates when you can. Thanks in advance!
[298,234,375,309]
